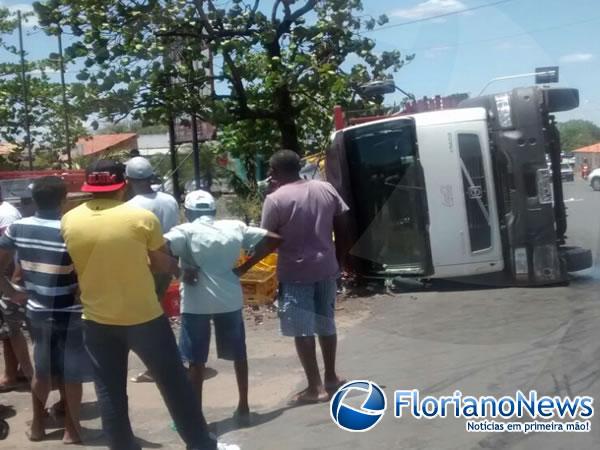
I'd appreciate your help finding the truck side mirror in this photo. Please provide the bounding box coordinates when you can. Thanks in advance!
[543,88,579,113]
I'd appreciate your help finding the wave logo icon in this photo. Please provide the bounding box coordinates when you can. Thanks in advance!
[330,380,387,432]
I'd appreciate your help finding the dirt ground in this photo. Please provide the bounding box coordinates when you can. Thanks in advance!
[0,295,373,449]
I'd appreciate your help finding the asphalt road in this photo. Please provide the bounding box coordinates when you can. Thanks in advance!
[3,179,600,450]
[227,178,600,450]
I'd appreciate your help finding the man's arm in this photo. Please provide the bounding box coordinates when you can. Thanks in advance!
[148,244,180,278]
[334,212,352,271]
[234,232,282,277]
[0,248,26,305]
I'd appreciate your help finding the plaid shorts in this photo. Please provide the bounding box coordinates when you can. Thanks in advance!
[278,278,337,337]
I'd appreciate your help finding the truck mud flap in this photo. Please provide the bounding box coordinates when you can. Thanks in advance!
[559,246,593,273]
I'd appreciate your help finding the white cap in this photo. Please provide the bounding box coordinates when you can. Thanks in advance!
[125,157,154,180]
[184,189,216,213]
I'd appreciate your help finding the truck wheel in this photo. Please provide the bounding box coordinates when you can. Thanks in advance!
[559,246,593,273]
[592,178,600,191]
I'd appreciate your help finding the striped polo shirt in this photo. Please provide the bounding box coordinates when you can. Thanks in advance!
[0,210,80,319]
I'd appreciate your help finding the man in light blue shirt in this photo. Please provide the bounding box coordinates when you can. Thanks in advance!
[165,190,281,425]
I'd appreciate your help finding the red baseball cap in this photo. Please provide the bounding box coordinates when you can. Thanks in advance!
[81,160,127,193]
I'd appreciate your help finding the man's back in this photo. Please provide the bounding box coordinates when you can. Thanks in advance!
[61,199,164,325]
[166,217,266,315]
[1,213,79,319]
[261,179,348,283]
[127,191,179,232]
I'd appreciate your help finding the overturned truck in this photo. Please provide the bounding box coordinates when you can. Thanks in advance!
[326,86,592,286]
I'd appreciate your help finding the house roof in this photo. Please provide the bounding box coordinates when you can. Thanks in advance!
[572,142,600,154]
[0,142,18,156]
[76,133,138,156]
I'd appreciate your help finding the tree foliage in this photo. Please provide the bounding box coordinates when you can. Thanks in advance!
[0,6,87,168]
[34,0,412,155]
[558,120,600,154]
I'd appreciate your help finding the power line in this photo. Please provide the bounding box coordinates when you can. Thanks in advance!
[401,15,600,53]
[368,0,514,32]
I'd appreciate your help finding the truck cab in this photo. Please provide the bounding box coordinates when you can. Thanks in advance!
[326,86,592,285]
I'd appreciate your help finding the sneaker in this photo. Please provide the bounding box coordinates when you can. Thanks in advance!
[217,443,240,450]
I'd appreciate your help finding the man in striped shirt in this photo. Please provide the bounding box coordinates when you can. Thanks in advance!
[0,176,92,444]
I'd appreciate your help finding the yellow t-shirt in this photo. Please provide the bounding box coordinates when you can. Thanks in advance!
[61,199,165,325]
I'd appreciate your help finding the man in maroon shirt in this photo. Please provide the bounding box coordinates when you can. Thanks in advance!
[261,150,349,404]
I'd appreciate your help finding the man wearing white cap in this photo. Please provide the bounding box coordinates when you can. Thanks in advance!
[126,157,180,383]
[164,190,281,425]
[126,156,179,233]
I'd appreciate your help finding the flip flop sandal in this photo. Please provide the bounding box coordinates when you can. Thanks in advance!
[130,372,154,383]
[0,420,8,440]
[325,379,348,396]
[288,389,329,406]
[25,429,45,442]
[0,384,18,394]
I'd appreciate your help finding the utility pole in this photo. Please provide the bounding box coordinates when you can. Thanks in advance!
[190,114,201,190]
[167,115,181,202]
[58,31,72,169]
[17,11,33,170]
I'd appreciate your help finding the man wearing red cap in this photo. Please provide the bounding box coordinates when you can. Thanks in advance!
[61,160,217,450]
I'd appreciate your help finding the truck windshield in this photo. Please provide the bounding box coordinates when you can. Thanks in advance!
[344,119,430,275]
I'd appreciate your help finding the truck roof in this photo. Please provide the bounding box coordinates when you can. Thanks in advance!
[338,107,488,134]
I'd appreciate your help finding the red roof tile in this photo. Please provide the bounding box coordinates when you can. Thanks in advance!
[76,133,138,156]
[0,142,18,156]
[572,142,600,154]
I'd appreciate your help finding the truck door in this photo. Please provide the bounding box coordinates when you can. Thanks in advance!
[416,114,504,277]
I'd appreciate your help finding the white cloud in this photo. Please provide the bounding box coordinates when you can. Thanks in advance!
[391,0,467,20]
[0,2,39,27]
[424,45,453,59]
[559,53,595,64]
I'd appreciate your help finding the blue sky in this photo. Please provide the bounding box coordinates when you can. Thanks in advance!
[2,0,599,123]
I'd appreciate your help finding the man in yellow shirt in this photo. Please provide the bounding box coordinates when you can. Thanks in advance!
[62,160,216,450]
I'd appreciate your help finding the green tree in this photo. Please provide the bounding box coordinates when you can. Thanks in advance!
[0,6,88,168]
[557,120,600,154]
[34,0,411,156]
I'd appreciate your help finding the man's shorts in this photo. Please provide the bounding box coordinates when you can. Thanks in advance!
[29,314,93,383]
[179,310,247,364]
[0,298,27,340]
[278,277,337,337]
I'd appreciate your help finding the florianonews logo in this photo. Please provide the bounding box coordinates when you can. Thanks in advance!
[330,380,387,432]
[330,383,594,434]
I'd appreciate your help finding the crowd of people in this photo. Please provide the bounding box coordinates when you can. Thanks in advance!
[0,149,350,450]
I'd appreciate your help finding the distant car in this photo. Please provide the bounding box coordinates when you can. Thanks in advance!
[588,168,600,191]
[560,162,574,182]
[547,162,574,182]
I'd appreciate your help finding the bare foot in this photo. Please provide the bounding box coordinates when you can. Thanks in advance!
[233,407,251,427]
[324,377,347,397]
[63,429,82,445]
[289,387,329,406]
[0,376,18,393]
[26,423,46,442]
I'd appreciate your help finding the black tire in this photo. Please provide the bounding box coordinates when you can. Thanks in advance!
[559,246,593,273]
[592,178,600,191]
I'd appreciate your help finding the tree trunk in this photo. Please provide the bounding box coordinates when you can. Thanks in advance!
[275,86,302,155]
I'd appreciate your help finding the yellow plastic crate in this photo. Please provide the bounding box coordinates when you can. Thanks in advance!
[241,268,278,306]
